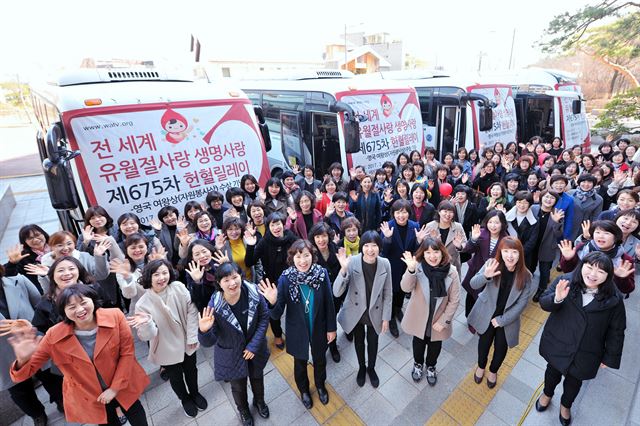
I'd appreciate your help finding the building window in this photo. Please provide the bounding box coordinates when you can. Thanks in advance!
[221,67,231,77]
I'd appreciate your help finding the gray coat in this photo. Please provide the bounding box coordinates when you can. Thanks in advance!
[568,190,603,241]
[467,264,533,347]
[531,205,564,262]
[0,274,41,391]
[333,255,393,335]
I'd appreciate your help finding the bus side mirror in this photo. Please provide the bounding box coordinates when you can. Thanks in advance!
[43,124,79,210]
[344,118,360,153]
[253,106,272,152]
[572,100,581,114]
[479,106,493,132]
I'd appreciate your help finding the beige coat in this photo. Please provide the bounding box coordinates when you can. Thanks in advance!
[400,264,460,342]
[135,281,199,365]
[424,221,466,277]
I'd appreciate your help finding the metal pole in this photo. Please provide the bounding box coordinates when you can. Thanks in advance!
[508,28,516,69]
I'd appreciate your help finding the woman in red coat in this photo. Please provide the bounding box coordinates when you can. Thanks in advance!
[9,284,150,425]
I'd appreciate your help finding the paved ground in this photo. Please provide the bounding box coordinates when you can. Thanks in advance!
[1,173,639,424]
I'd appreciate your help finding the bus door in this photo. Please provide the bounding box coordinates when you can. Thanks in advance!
[437,105,460,161]
[311,112,340,178]
[280,111,307,168]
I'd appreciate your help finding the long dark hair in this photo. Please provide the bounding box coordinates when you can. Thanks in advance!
[481,210,508,237]
[415,237,450,267]
[571,252,616,300]
[123,233,150,271]
[18,224,50,253]
[264,177,288,203]
[47,256,95,301]
[494,237,530,291]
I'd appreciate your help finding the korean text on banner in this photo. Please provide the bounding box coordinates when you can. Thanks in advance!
[337,90,423,174]
[556,83,591,148]
[469,85,517,149]
[67,102,267,224]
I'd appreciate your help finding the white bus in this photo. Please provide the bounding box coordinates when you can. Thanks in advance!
[365,71,507,161]
[239,70,424,177]
[30,68,271,234]
[480,68,591,150]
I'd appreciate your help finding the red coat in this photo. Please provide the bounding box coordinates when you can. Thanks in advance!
[11,308,149,424]
[285,209,323,240]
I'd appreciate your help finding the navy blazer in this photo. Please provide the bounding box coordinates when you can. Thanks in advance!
[270,267,337,361]
[350,192,381,232]
[381,219,420,292]
[198,282,270,381]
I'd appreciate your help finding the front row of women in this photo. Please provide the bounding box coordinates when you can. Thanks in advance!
[4,237,625,426]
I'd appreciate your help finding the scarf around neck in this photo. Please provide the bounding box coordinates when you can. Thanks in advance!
[421,262,449,298]
[574,188,596,202]
[283,264,326,303]
[344,236,360,256]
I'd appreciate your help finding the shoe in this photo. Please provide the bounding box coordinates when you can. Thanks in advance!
[396,309,404,322]
[487,373,497,389]
[532,289,544,303]
[345,331,354,342]
[301,392,313,409]
[389,318,399,337]
[252,400,270,419]
[411,363,424,383]
[535,396,549,412]
[367,367,380,388]
[160,367,169,381]
[34,413,47,426]
[274,337,285,350]
[330,344,341,363]
[239,409,254,426]
[55,400,64,414]
[356,366,367,387]
[118,414,128,425]
[191,392,208,411]
[317,387,329,405]
[559,411,572,426]
[182,398,198,418]
[474,369,483,384]
[468,325,476,334]
[426,366,437,386]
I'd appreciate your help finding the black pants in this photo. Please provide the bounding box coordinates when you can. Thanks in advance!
[543,363,583,409]
[102,399,147,426]
[413,335,442,368]
[352,323,379,368]
[465,293,477,318]
[392,290,406,318]
[270,318,283,338]
[293,355,326,394]
[537,261,553,293]
[230,376,265,412]
[329,294,346,351]
[477,324,508,373]
[8,369,63,418]
[162,352,199,401]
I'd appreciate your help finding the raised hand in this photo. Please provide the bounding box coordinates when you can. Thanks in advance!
[287,206,297,221]
[614,260,635,278]
[81,225,95,244]
[415,224,429,244]
[324,202,335,217]
[453,230,465,249]
[6,244,28,264]
[215,233,227,250]
[557,240,576,260]
[186,261,204,283]
[400,251,417,273]
[0,319,32,337]
[427,179,435,190]
[581,220,591,239]
[349,190,358,202]
[7,328,42,366]
[258,278,278,305]
[23,263,49,277]
[148,246,167,261]
[243,223,257,246]
[211,251,229,266]
[555,279,570,301]
[480,168,487,178]
[383,188,394,203]
[149,218,163,231]
[177,228,193,247]
[177,216,189,232]
[349,167,357,179]
[461,173,469,184]
[483,259,502,279]
[198,306,215,332]
[533,191,540,204]
[635,243,640,261]
[336,247,351,272]
[380,221,394,239]
[258,188,267,201]
[428,227,440,241]
[613,169,627,184]
[550,208,565,223]
[314,188,323,200]
[93,238,112,257]
[109,259,132,278]
[495,203,505,213]
[471,224,482,241]
[291,164,301,175]
[126,312,151,329]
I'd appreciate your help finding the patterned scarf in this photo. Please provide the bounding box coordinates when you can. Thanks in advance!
[344,237,360,256]
[574,188,596,202]
[283,264,326,303]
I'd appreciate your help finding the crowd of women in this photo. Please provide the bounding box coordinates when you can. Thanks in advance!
[0,136,637,426]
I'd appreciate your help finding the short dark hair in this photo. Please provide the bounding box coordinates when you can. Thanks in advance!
[589,220,623,246]
[390,199,412,216]
[340,216,361,233]
[57,284,101,324]
[225,187,245,204]
[193,211,215,230]
[331,192,349,204]
[84,206,114,230]
[577,174,597,185]
[514,191,533,204]
[550,175,569,185]
[240,174,259,191]
[186,239,217,264]
[158,205,179,221]
[265,212,286,228]
[138,259,177,289]
[222,217,246,236]
[359,230,382,252]
[215,261,243,284]
[415,237,450,266]
[205,190,225,205]
[308,222,336,246]
[182,202,203,221]
[294,190,316,211]
[287,239,316,266]
[18,224,50,248]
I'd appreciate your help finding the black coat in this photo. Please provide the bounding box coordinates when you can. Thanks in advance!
[4,251,44,294]
[245,230,298,283]
[454,202,480,236]
[349,192,381,232]
[471,173,499,196]
[539,274,626,380]
[409,202,435,227]
[271,268,337,361]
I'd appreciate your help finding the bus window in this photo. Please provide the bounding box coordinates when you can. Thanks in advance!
[416,88,435,126]
[281,111,304,167]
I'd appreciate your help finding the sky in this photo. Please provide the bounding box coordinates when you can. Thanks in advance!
[1,0,595,82]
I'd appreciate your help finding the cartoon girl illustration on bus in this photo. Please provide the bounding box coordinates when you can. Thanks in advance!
[381,94,393,117]
[161,109,193,144]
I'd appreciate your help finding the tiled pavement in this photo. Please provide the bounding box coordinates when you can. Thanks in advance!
[3,175,639,426]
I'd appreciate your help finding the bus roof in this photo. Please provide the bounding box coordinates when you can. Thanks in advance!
[355,72,492,92]
[479,68,578,90]
[31,68,250,113]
